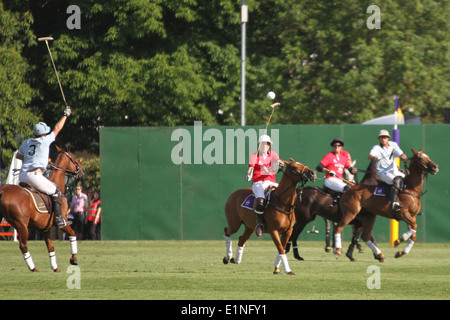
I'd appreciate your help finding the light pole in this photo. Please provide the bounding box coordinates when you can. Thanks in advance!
[240,1,248,126]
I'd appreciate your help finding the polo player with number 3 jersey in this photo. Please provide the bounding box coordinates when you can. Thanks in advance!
[15,106,72,228]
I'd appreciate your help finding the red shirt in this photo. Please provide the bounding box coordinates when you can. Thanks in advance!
[320,150,351,178]
[249,151,280,183]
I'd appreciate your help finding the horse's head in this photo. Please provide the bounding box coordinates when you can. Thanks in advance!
[411,147,439,175]
[54,145,86,179]
[282,158,316,183]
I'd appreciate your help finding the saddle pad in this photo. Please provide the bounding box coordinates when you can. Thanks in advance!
[23,188,49,213]
[374,185,387,197]
[241,194,254,210]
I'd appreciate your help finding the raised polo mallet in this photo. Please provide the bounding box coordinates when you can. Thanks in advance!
[246,92,281,181]
[38,37,69,108]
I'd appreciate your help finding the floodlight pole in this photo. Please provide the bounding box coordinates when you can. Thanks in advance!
[240,1,248,126]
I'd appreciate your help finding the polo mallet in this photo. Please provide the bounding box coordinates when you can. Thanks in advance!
[307,225,319,234]
[246,102,281,181]
[38,37,69,108]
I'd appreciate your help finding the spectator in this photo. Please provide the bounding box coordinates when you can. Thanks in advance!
[86,191,101,240]
[67,185,88,239]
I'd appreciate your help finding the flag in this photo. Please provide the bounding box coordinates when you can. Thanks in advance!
[395,96,403,122]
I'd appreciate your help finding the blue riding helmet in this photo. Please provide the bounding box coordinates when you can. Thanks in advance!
[33,122,51,136]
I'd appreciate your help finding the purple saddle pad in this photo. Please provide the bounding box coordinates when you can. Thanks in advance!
[374,185,387,196]
[241,194,254,210]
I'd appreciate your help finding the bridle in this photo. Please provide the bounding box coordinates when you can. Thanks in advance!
[269,162,316,215]
[49,150,84,179]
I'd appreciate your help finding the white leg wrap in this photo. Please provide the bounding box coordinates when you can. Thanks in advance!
[401,229,416,241]
[279,254,292,274]
[69,236,78,255]
[49,251,58,270]
[274,254,282,269]
[403,239,415,254]
[334,233,342,249]
[224,235,232,259]
[235,245,244,264]
[23,252,36,271]
[366,240,381,255]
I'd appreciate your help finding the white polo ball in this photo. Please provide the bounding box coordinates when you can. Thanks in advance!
[267,91,276,100]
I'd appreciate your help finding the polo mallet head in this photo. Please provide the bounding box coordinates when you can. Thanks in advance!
[307,225,319,234]
[38,36,69,108]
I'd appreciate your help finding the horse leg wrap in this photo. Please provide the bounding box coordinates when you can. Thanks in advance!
[69,236,78,255]
[224,235,232,259]
[49,251,58,270]
[334,234,342,249]
[366,240,381,255]
[400,229,416,242]
[274,254,282,269]
[23,252,36,271]
[235,245,244,264]
[278,254,292,274]
[403,239,415,254]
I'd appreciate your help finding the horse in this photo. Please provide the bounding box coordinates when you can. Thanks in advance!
[334,147,439,261]
[286,160,378,261]
[0,146,85,272]
[222,158,316,275]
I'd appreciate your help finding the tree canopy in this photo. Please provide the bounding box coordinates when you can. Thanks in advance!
[1,0,449,169]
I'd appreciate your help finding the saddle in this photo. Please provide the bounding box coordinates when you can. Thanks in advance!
[322,186,343,208]
[373,180,391,197]
[240,186,275,211]
[19,183,51,214]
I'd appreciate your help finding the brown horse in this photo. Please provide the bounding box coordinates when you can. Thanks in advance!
[286,160,378,261]
[223,158,316,275]
[0,146,85,272]
[334,147,438,261]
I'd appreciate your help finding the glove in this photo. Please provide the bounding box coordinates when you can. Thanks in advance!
[245,174,252,182]
[328,170,336,176]
[64,106,72,117]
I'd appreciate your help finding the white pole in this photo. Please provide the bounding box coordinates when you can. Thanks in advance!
[240,1,248,126]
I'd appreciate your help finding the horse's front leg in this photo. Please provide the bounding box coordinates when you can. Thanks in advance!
[43,230,60,272]
[61,225,78,265]
[394,221,417,258]
[271,230,295,275]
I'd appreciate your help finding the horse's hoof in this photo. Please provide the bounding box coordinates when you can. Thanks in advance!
[53,268,61,273]
[293,254,304,261]
[287,271,295,275]
[30,268,39,272]
[393,239,402,247]
[273,268,281,275]
[325,246,331,253]
[70,258,78,266]
[374,253,386,262]
[345,252,356,262]
[395,251,404,258]
[230,258,236,264]
[334,248,341,259]
[223,257,229,264]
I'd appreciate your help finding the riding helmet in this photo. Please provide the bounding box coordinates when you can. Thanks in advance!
[33,122,51,136]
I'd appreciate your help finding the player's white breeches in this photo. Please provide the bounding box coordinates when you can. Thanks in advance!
[324,177,347,193]
[252,180,278,199]
[378,170,405,185]
[19,171,57,195]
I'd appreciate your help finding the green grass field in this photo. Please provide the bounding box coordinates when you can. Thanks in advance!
[0,240,448,300]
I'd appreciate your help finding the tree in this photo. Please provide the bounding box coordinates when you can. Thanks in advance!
[0,2,38,176]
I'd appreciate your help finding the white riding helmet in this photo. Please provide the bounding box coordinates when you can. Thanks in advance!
[377,129,391,138]
[33,122,51,136]
[258,134,272,145]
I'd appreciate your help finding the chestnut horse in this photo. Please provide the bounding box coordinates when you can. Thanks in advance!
[334,147,438,261]
[223,158,316,275]
[0,147,85,272]
[286,160,378,261]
